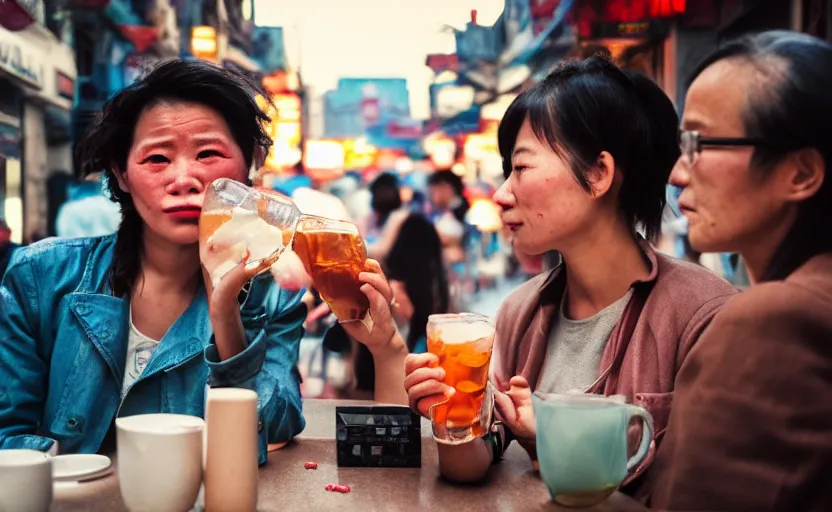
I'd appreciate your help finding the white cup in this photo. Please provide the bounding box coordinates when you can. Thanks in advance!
[0,449,53,512]
[116,413,205,512]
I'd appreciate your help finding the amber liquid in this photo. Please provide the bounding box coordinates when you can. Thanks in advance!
[199,210,231,245]
[293,228,369,322]
[427,334,493,440]
[199,208,284,276]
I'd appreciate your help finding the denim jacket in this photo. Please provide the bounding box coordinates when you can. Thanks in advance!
[0,235,306,464]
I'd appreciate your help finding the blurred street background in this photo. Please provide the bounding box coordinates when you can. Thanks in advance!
[1,0,819,393]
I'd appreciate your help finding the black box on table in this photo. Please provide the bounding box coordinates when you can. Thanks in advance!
[335,406,421,468]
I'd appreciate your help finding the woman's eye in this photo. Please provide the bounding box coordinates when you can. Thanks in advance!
[198,150,221,159]
[143,155,169,164]
[512,165,527,173]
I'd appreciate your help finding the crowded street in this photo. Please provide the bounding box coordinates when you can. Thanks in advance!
[1,0,832,511]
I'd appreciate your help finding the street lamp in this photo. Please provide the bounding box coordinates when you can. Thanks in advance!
[191,26,218,61]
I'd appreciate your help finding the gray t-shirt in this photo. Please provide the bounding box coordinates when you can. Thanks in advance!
[536,288,634,394]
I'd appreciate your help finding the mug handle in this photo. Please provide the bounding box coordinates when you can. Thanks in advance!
[624,405,654,472]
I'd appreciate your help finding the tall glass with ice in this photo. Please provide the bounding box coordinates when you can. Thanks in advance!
[199,178,301,288]
[427,313,496,445]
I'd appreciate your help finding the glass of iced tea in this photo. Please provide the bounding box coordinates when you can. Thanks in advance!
[427,313,496,445]
[292,215,372,329]
[200,178,301,288]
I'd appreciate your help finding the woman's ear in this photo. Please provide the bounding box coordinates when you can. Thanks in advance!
[112,162,130,194]
[784,148,825,203]
[587,151,617,198]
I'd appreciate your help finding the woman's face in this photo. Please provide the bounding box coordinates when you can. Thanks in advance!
[669,59,797,255]
[493,118,609,256]
[116,100,248,246]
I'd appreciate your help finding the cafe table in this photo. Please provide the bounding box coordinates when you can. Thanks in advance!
[53,399,648,512]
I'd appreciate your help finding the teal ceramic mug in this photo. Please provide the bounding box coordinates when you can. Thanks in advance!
[531,393,654,507]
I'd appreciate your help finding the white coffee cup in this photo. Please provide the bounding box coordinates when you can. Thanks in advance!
[0,449,53,512]
[116,413,205,512]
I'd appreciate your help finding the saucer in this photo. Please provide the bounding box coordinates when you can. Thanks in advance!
[52,454,112,482]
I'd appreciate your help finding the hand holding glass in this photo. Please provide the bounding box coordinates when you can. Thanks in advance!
[200,178,301,288]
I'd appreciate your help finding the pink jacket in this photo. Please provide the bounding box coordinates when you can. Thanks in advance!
[492,241,737,500]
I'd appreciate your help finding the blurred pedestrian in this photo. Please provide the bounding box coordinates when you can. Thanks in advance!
[0,219,19,278]
[55,172,121,238]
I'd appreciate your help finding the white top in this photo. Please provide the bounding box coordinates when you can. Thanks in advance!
[122,310,161,398]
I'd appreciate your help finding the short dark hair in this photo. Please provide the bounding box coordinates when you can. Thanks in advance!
[689,31,832,281]
[75,58,273,297]
[369,172,399,194]
[428,169,465,196]
[497,55,680,242]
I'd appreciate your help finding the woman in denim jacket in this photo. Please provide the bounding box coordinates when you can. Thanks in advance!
[0,60,306,464]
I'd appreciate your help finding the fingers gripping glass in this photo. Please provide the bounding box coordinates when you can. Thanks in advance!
[678,130,793,167]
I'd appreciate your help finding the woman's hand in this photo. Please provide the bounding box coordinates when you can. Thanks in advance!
[205,250,259,310]
[404,352,455,418]
[341,259,409,405]
[204,252,259,361]
[494,376,536,440]
[494,376,539,469]
[341,259,404,356]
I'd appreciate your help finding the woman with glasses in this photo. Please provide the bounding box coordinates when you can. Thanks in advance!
[650,31,832,510]
[345,56,738,500]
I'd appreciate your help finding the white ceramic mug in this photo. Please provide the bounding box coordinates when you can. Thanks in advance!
[116,413,205,512]
[0,449,53,512]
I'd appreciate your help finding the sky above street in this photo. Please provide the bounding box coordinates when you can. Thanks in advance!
[254,0,503,121]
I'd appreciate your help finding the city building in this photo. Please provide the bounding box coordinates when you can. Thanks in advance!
[323,78,411,139]
[1,0,76,242]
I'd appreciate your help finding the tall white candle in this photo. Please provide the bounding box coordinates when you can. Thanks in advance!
[204,388,259,512]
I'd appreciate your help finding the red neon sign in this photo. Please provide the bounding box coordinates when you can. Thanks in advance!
[650,0,686,18]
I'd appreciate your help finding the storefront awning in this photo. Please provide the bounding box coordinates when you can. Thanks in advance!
[0,0,36,31]
[0,24,77,111]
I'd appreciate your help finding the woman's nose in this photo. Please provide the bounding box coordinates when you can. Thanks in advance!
[668,158,690,189]
[493,181,514,210]
[166,167,204,196]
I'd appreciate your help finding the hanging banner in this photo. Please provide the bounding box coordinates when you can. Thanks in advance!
[501,0,574,66]
[502,0,534,61]
[456,23,500,63]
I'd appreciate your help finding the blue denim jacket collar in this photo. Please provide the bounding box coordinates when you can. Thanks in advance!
[64,240,213,387]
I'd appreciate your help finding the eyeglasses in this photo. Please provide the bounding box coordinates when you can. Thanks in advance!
[678,130,791,168]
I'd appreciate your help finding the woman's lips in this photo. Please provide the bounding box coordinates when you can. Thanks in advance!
[504,222,522,231]
[166,209,202,220]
